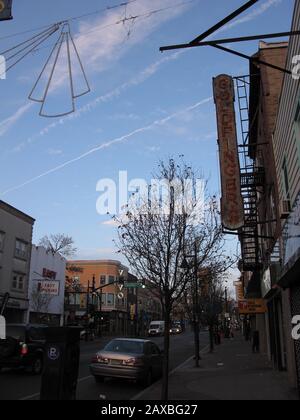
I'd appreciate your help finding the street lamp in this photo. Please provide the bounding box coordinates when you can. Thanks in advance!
[180,245,201,368]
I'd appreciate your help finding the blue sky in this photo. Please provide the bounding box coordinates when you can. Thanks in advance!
[0,0,295,274]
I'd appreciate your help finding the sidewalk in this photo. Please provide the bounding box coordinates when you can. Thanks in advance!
[134,334,299,401]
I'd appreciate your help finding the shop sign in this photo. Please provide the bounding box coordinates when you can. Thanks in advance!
[261,268,272,298]
[238,299,267,315]
[213,74,244,230]
[37,281,59,296]
[0,0,13,21]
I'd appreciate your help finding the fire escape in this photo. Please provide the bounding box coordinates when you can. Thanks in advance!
[234,75,264,272]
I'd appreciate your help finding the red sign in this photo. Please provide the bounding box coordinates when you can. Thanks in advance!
[42,268,57,280]
[213,74,244,231]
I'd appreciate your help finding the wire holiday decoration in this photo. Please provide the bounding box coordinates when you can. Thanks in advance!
[28,22,90,118]
[0,21,90,118]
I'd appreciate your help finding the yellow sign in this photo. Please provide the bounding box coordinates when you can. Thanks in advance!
[238,299,267,315]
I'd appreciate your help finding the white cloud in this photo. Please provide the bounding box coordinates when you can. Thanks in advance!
[0,103,32,137]
[0,96,212,196]
[212,0,283,36]
[47,148,63,155]
[102,219,119,227]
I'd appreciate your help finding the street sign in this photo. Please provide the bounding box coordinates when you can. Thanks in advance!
[124,283,139,288]
[125,283,145,288]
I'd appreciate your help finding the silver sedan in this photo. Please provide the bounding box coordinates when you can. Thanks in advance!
[89,338,163,387]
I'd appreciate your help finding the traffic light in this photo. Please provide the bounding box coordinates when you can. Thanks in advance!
[0,1,13,21]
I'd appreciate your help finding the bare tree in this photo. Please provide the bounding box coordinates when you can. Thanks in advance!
[30,288,53,323]
[114,158,232,399]
[39,234,77,258]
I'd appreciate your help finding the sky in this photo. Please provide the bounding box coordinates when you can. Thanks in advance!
[0,0,295,284]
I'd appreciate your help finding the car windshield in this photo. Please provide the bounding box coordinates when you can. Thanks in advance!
[5,326,25,341]
[150,325,160,329]
[104,340,144,354]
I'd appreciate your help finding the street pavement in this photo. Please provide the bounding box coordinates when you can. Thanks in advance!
[0,330,209,401]
[134,333,299,401]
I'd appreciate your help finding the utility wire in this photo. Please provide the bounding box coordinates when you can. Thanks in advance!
[28,0,199,56]
[0,0,139,42]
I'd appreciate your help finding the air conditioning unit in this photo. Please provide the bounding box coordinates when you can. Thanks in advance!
[280,200,291,219]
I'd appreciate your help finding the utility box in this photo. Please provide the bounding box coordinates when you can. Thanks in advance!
[40,327,81,400]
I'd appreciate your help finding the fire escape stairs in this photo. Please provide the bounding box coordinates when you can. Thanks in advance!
[236,76,264,272]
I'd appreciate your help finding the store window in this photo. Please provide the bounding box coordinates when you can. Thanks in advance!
[15,239,28,260]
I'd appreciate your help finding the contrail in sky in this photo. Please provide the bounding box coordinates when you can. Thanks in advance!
[1,97,212,196]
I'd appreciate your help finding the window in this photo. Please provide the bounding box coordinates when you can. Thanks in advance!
[108,276,115,284]
[0,232,5,252]
[100,275,106,285]
[282,158,291,200]
[15,239,28,260]
[107,294,114,306]
[101,293,106,306]
[12,273,25,291]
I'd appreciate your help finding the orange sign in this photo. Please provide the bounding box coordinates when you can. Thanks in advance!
[213,74,244,231]
[234,281,244,301]
[238,299,267,315]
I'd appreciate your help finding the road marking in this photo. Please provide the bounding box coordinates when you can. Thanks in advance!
[131,344,210,400]
[78,375,93,383]
[19,393,40,401]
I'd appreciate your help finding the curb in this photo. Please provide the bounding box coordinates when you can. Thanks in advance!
[131,344,210,401]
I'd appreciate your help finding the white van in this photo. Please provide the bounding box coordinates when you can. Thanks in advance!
[148,321,165,337]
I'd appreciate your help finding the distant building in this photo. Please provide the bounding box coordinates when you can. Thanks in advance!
[65,260,129,335]
[28,246,66,326]
[0,200,35,323]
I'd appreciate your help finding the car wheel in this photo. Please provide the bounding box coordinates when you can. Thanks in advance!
[94,376,104,383]
[31,356,43,375]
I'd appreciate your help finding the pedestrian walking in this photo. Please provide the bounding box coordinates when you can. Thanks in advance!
[252,330,260,353]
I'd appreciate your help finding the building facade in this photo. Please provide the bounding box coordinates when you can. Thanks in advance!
[65,260,129,335]
[272,1,300,393]
[235,2,300,395]
[28,246,66,326]
[0,200,35,323]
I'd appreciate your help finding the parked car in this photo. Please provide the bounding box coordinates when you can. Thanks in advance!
[0,324,48,375]
[90,338,163,387]
[148,321,165,337]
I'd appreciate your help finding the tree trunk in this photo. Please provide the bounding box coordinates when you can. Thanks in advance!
[161,309,171,400]
[209,324,214,353]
